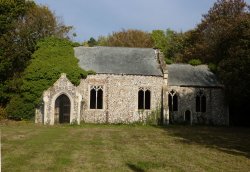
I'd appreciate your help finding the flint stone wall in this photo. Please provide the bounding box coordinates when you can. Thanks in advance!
[36,73,229,125]
[167,86,229,125]
[78,74,163,123]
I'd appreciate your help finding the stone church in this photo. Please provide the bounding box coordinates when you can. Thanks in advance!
[35,46,229,125]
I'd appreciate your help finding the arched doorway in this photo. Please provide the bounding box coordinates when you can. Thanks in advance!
[184,110,191,124]
[55,94,70,123]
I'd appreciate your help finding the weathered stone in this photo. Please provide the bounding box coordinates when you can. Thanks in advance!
[79,74,163,123]
[166,86,229,125]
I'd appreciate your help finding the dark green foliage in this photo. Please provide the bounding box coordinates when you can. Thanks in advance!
[6,37,90,119]
[0,0,34,84]
[165,58,173,64]
[163,30,187,63]
[151,29,188,63]
[208,63,217,73]
[87,37,97,47]
[188,59,202,66]
[0,1,72,108]
[0,0,33,36]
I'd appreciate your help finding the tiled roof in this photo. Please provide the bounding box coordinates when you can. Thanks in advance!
[168,64,222,87]
[74,46,163,76]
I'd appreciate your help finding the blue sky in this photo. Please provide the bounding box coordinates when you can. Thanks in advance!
[34,0,250,42]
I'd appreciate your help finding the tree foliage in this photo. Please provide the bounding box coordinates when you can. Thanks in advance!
[151,30,167,50]
[6,37,90,119]
[103,29,154,48]
[182,0,250,125]
[87,37,98,47]
[0,0,72,107]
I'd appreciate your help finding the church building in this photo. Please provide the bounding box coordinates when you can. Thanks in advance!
[35,46,229,125]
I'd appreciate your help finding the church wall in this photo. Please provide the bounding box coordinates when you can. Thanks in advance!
[36,74,229,126]
[78,74,163,123]
[167,86,229,125]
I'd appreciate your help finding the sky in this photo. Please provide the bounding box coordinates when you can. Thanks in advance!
[34,0,250,42]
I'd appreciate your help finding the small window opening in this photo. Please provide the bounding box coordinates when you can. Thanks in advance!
[138,88,151,110]
[90,86,103,109]
[168,90,178,112]
[196,90,206,113]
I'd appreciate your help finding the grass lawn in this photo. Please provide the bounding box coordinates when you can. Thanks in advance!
[1,122,250,172]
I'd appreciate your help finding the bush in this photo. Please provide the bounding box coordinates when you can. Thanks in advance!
[165,58,173,64]
[6,37,91,119]
[208,63,217,73]
[188,59,202,66]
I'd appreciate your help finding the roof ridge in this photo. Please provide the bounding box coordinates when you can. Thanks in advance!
[75,46,155,50]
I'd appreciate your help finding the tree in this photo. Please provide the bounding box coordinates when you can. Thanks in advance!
[87,37,97,47]
[182,0,250,125]
[151,30,167,50]
[106,29,154,48]
[151,29,188,63]
[164,29,187,62]
[0,1,72,108]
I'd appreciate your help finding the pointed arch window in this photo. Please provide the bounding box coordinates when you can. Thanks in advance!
[138,88,151,110]
[196,90,206,112]
[90,86,103,109]
[168,90,178,112]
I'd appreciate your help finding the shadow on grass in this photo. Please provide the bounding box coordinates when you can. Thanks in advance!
[158,125,250,158]
[126,163,145,172]
[126,161,164,172]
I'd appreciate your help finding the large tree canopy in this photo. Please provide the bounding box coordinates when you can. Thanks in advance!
[0,0,72,108]
[182,0,250,125]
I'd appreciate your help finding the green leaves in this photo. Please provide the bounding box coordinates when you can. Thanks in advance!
[188,59,202,66]
[181,0,250,125]
[0,1,73,110]
[96,29,154,48]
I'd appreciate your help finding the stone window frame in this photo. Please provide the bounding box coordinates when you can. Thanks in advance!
[89,85,104,110]
[196,89,206,113]
[138,87,151,110]
[168,89,178,112]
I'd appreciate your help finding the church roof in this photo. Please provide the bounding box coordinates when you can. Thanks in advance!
[74,46,163,76]
[168,64,222,87]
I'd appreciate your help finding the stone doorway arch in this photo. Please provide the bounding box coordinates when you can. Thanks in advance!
[184,110,192,125]
[55,94,71,123]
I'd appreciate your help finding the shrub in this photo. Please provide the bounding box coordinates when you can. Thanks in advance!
[165,58,173,64]
[188,59,202,66]
[208,63,217,73]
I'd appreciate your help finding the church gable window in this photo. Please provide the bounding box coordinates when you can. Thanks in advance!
[138,87,151,110]
[90,86,103,109]
[196,90,206,112]
[168,90,178,112]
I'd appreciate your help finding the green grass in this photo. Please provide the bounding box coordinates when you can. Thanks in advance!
[1,122,250,172]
